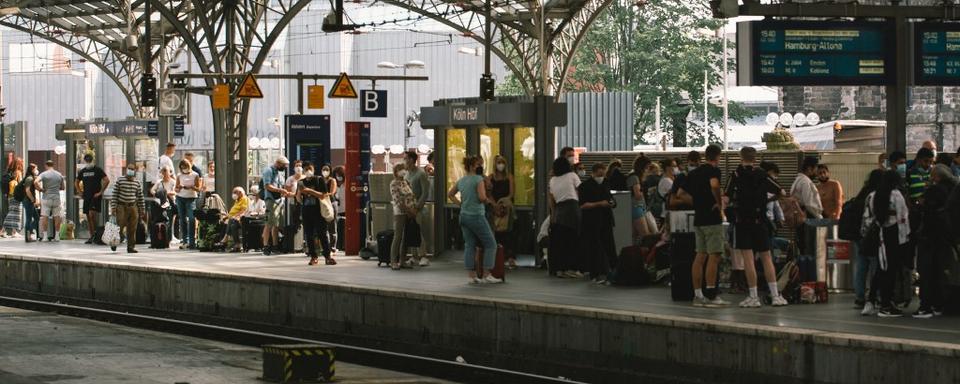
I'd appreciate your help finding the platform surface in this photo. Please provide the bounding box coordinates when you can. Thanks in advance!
[1,238,958,347]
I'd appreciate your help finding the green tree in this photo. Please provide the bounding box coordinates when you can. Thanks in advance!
[561,0,753,146]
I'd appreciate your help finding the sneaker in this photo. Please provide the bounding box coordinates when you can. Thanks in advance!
[706,296,731,307]
[854,299,865,309]
[771,295,789,307]
[419,258,431,267]
[878,306,904,318]
[468,277,484,284]
[84,239,94,245]
[739,296,762,308]
[933,307,944,316]
[913,307,935,319]
[692,296,711,307]
[262,247,272,256]
[861,302,878,316]
[483,275,503,284]
[50,237,58,242]
[563,270,583,279]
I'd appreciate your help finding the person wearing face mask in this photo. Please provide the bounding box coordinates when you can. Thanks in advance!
[75,153,110,243]
[284,160,305,233]
[449,156,501,284]
[203,161,216,193]
[487,155,516,268]
[261,156,292,255]
[560,147,576,167]
[332,166,346,250]
[319,164,339,254]
[907,147,935,205]
[578,162,616,285]
[389,163,417,270]
[402,151,430,267]
[111,164,145,253]
[816,164,844,220]
[298,162,337,266]
[175,159,202,249]
[215,187,248,252]
[21,163,40,243]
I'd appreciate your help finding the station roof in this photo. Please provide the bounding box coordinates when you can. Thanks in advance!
[2,0,147,54]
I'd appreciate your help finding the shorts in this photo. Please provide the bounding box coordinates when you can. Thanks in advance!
[733,221,770,252]
[265,199,282,227]
[40,197,62,217]
[82,196,102,214]
[694,224,725,254]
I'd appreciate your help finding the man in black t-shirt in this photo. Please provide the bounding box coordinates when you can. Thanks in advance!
[725,147,786,308]
[678,144,728,307]
[579,162,616,285]
[74,154,110,244]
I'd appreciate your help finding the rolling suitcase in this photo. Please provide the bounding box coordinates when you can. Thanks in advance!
[279,224,301,254]
[476,244,506,280]
[670,232,696,301]
[243,218,265,251]
[376,230,394,267]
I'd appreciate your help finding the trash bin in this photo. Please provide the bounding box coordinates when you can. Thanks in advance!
[826,240,853,292]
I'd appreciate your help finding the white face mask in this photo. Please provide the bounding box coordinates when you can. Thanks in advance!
[181,168,190,174]
[496,163,506,172]
[232,193,240,200]
[304,170,315,178]
[577,170,586,177]
[594,177,604,184]
[126,169,136,178]
[336,176,343,182]
[398,170,408,179]
[295,166,304,175]
[33,170,39,176]
[567,156,576,165]
[322,170,330,178]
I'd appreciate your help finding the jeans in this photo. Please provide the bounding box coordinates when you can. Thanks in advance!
[22,200,38,236]
[461,213,496,271]
[852,240,877,302]
[176,196,196,247]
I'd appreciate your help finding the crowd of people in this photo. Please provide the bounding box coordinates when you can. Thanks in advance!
[536,142,960,318]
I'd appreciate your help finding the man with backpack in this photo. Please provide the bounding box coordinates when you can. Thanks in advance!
[261,156,292,255]
[726,147,788,308]
[75,154,110,244]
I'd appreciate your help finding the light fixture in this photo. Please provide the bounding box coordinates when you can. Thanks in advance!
[404,60,426,69]
[63,128,85,134]
[389,144,405,154]
[377,61,400,69]
[371,145,386,155]
[269,137,281,149]
[457,47,480,56]
[249,137,261,149]
[417,144,430,154]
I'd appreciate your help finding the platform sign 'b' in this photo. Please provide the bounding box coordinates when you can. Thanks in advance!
[360,90,387,118]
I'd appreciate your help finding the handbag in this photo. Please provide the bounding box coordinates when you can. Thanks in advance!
[102,217,122,250]
[404,217,421,247]
[319,197,335,222]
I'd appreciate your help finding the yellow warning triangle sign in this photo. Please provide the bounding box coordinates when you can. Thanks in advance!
[329,72,358,99]
[236,73,264,98]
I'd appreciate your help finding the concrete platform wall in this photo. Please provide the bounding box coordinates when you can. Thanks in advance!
[1,255,958,384]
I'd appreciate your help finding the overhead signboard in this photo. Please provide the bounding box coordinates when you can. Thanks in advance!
[158,88,187,116]
[738,20,896,86]
[84,120,156,137]
[308,85,325,109]
[212,84,230,109]
[236,73,264,98]
[329,72,358,99]
[914,23,960,86]
[360,90,387,118]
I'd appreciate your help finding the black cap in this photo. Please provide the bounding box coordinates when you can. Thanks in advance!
[83,154,93,162]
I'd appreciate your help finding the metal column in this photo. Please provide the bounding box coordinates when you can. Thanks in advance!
[886,16,908,153]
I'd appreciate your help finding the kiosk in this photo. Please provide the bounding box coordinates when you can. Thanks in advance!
[57,119,158,233]
[420,96,565,261]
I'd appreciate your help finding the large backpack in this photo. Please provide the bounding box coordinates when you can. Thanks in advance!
[728,167,767,222]
[838,198,866,241]
[13,177,28,202]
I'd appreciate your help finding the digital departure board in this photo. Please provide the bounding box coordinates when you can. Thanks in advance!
[915,23,960,85]
[738,20,896,86]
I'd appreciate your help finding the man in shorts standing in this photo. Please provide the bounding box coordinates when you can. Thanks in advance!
[35,160,65,242]
[262,156,292,255]
[678,144,728,307]
[726,147,788,308]
[75,154,110,243]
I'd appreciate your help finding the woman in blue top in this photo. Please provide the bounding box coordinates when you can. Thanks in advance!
[448,155,501,284]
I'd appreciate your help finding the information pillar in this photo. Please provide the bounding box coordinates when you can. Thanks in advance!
[344,122,371,255]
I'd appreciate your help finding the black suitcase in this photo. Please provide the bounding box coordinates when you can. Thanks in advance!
[670,233,696,301]
[150,222,169,249]
[136,221,147,244]
[243,218,265,251]
[376,230,394,267]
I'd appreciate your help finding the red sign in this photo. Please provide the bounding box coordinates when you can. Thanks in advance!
[344,122,370,255]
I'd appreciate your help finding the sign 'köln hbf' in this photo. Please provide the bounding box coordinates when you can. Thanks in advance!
[738,20,896,86]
